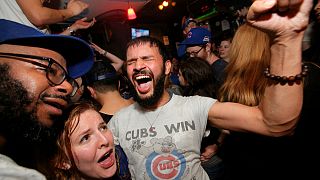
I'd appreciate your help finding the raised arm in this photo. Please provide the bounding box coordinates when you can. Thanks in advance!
[16,0,88,27]
[60,17,95,36]
[208,0,312,136]
[90,42,124,72]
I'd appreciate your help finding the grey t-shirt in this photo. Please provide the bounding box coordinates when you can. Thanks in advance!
[108,94,216,179]
[0,154,46,180]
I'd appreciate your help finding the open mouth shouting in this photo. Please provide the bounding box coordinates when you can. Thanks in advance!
[97,149,115,169]
[133,71,153,95]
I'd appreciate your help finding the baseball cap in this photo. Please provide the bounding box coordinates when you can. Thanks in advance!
[0,19,94,78]
[84,60,119,85]
[178,27,212,57]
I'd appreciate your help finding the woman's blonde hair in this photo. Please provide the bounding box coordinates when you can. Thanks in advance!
[218,24,271,106]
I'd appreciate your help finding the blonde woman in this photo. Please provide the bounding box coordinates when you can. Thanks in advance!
[219,24,270,104]
[218,22,317,179]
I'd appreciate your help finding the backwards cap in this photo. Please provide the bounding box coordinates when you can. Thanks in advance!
[84,60,119,85]
[0,19,94,78]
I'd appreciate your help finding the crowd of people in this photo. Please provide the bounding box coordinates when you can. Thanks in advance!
[0,0,319,179]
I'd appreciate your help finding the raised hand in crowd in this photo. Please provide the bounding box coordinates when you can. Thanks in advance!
[60,17,96,36]
[66,0,89,17]
[90,42,124,72]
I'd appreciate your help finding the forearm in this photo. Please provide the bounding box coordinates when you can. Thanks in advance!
[259,33,304,132]
[99,50,124,72]
[104,51,124,72]
[59,18,96,36]
[17,0,77,27]
[24,7,73,26]
[60,26,76,36]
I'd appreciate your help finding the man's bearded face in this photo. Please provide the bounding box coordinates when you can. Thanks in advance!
[0,64,59,143]
[129,68,166,108]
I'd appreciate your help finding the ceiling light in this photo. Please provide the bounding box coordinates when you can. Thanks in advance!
[128,7,136,20]
[158,4,164,10]
[127,0,136,20]
[162,1,169,7]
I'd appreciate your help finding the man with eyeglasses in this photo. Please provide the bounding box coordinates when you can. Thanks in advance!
[0,19,94,179]
[178,27,228,89]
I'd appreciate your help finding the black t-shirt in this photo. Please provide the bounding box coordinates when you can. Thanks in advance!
[211,58,228,89]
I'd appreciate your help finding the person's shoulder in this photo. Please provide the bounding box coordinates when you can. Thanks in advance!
[171,93,194,101]
[112,102,137,117]
[0,154,46,180]
[173,94,215,103]
[211,59,228,76]
[212,58,228,66]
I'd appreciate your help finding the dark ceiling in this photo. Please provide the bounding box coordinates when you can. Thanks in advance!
[52,0,252,27]
[131,0,252,25]
[135,0,189,24]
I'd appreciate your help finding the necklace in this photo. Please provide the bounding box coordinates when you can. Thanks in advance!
[143,105,165,131]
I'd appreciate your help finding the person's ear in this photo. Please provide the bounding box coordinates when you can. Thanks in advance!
[205,43,211,52]
[87,86,97,99]
[56,161,71,170]
[164,60,172,75]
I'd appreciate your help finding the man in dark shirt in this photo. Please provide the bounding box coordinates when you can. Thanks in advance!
[178,27,227,89]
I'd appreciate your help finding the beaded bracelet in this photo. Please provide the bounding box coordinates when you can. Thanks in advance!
[264,64,308,85]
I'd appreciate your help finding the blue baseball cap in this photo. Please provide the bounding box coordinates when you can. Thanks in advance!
[84,60,119,85]
[0,19,94,78]
[178,27,212,57]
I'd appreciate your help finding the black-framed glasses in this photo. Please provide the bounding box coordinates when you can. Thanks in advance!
[186,45,205,57]
[0,52,79,96]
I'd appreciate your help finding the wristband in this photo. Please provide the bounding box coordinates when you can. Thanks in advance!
[264,63,308,85]
[67,27,75,35]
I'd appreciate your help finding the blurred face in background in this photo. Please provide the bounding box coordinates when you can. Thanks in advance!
[171,57,179,73]
[219,40,231,61]
[186,45,206,58]
[178,70,188,86]
[70,77,84,103]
